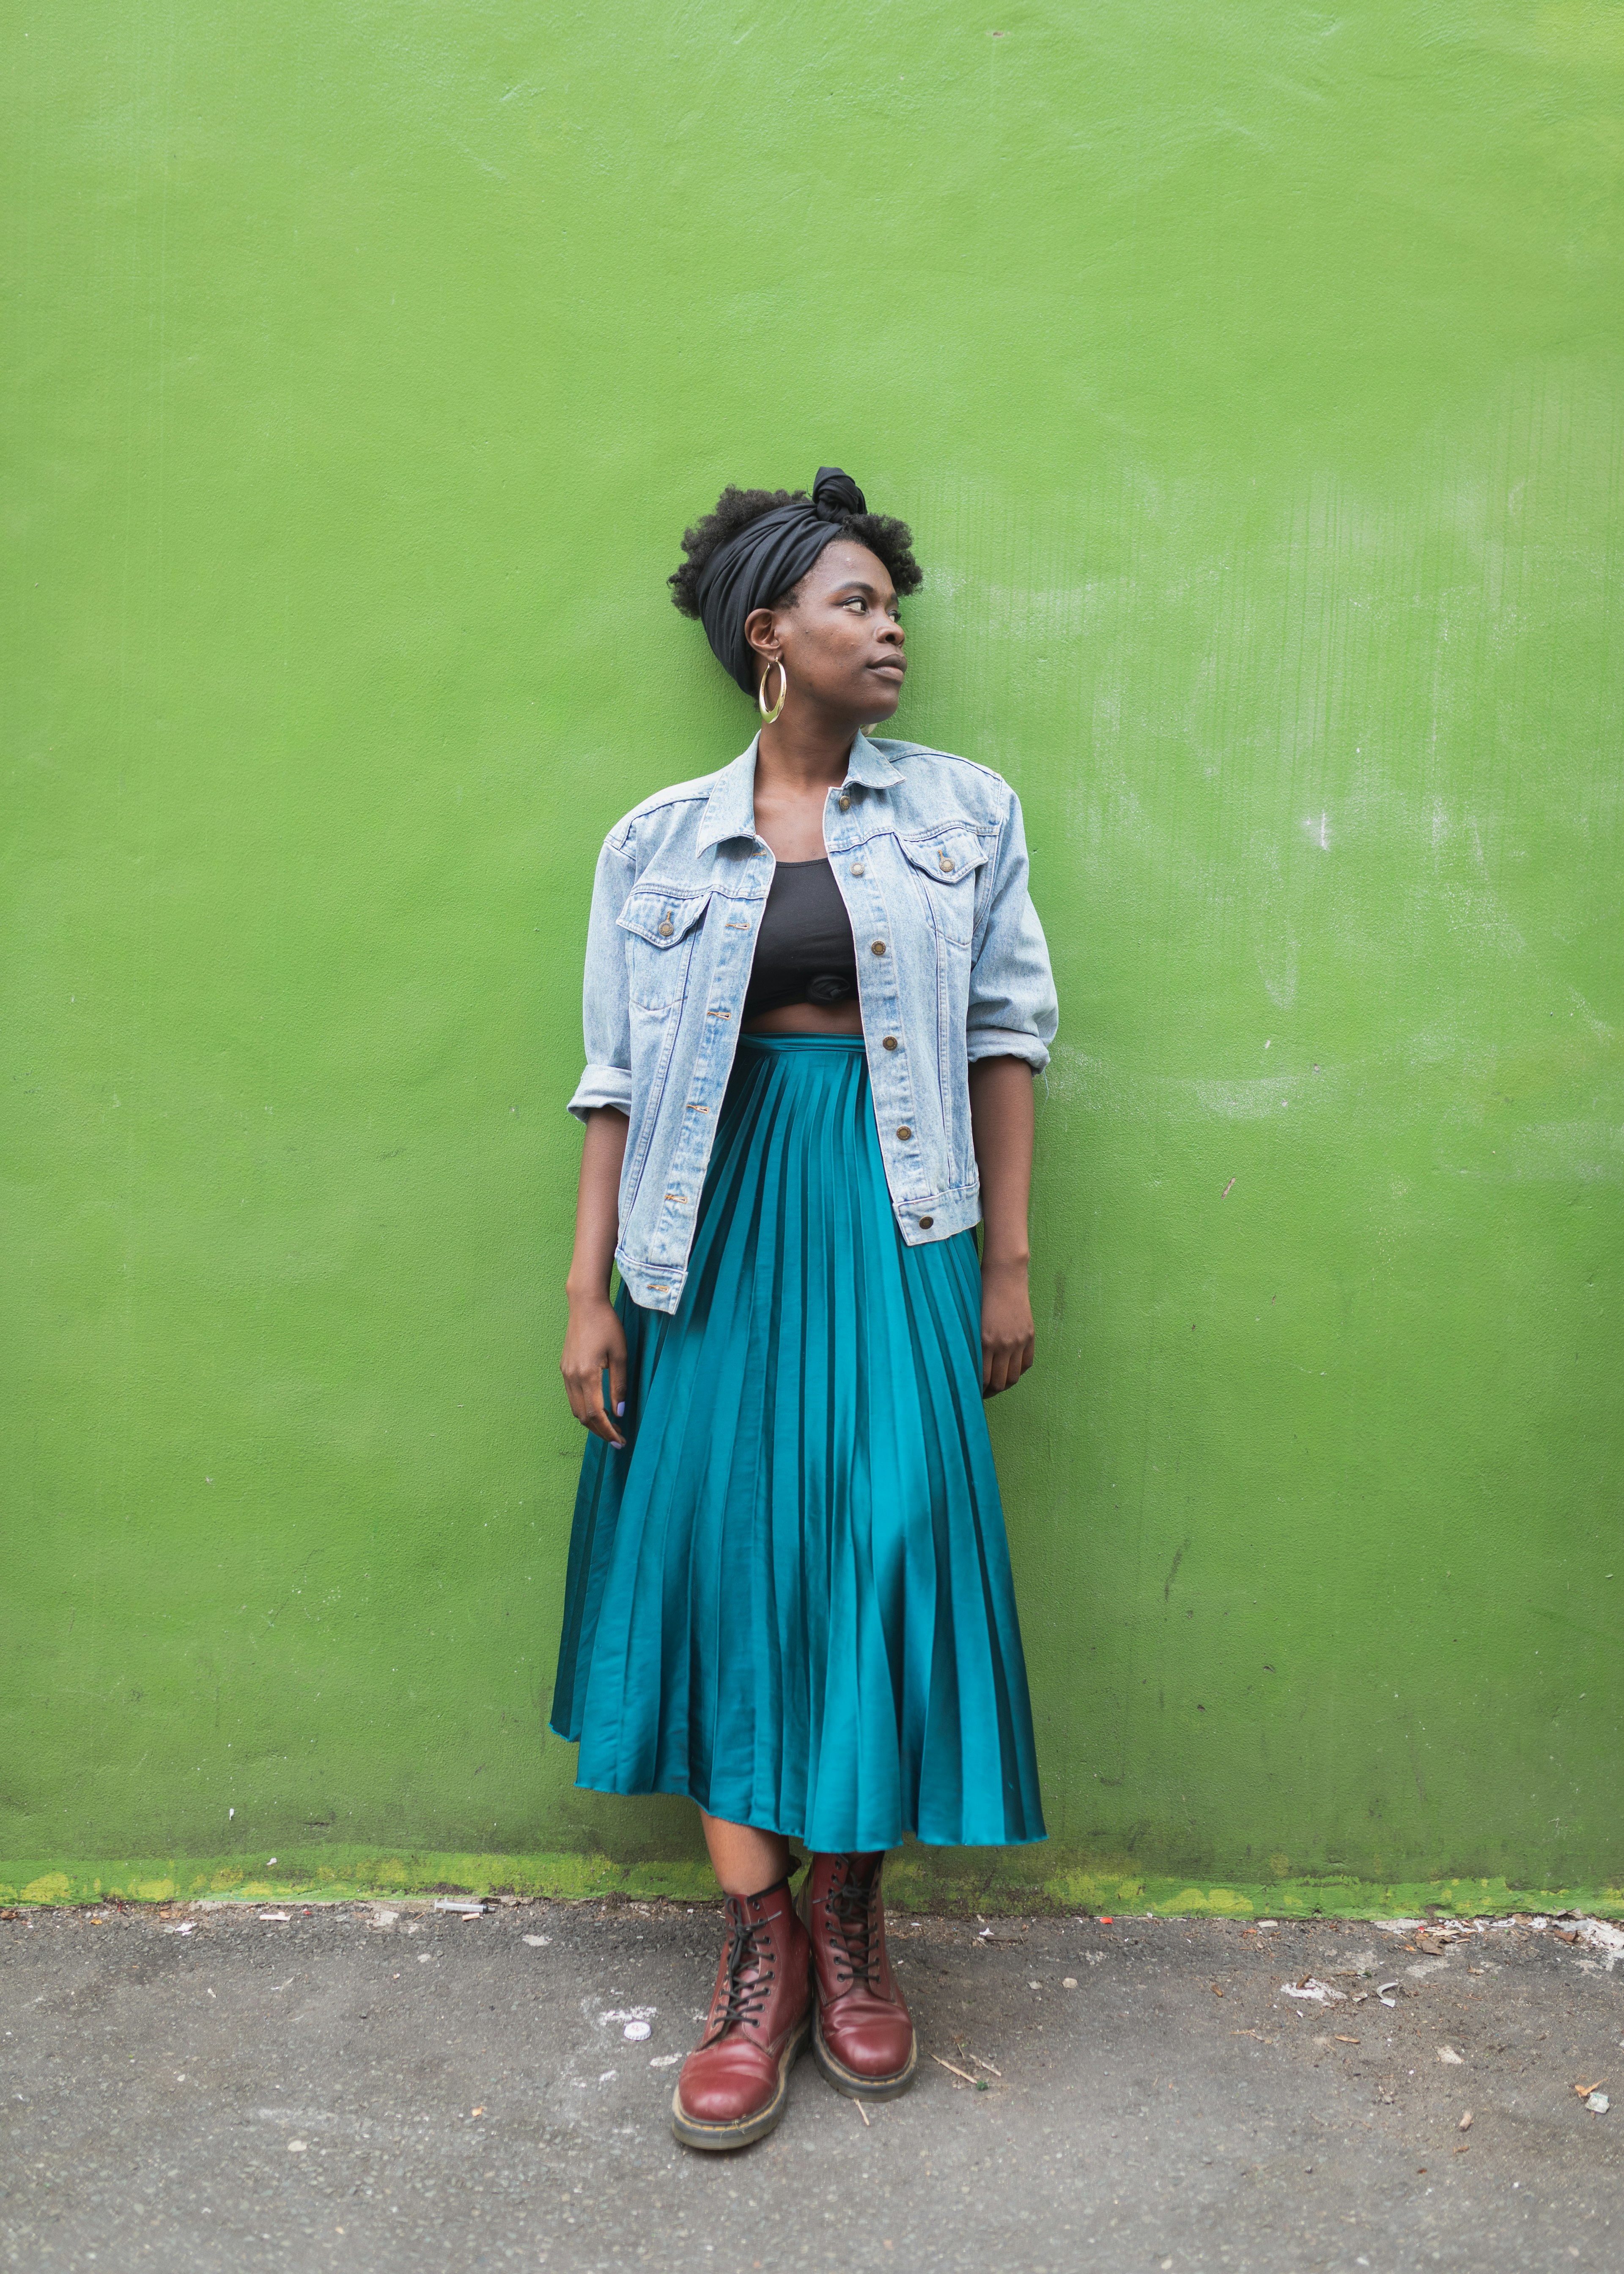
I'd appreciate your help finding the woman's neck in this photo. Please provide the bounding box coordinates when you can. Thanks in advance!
[755,710,859,794]
[749,714,864,862]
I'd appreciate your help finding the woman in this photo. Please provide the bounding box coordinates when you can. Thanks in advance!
[553,467,1058,2151]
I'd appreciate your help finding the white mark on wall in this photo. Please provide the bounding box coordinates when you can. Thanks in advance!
[1567,986,1617,1043]
[1194,1076,1298,1121]
[1037,1043,1114,1110]
[1254,923,1298,1009]
[1426,805,1529,959]
[1446,1120,1624,1185]
[1251,844,1298,1008]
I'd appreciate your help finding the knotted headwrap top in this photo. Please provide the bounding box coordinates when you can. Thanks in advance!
[694,467,869,694]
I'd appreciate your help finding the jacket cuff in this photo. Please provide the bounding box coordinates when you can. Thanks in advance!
[567,1064,633,1122]
[966,1026,1051,1074]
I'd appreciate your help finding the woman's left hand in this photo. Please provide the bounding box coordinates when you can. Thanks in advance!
[980,1255,1036,1395]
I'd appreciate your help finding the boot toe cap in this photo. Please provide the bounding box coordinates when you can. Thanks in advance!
[823,2011,916,2080]
[676,2049,776,2126]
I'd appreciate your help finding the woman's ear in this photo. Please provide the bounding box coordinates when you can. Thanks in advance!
[743,604,782,663]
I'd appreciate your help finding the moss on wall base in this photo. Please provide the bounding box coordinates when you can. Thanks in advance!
[5,1848,1621,1922]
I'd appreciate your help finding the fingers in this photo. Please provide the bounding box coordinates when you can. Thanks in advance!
[585,1395,625,1449]
[566,1376,623,1447]
[593,1354,627,1448]
[982,1335,1037,1398]
[980,1274,1036,1397]
[559,1352,626,1449]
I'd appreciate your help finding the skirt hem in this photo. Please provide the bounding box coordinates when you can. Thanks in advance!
[549,1734,1049,1851]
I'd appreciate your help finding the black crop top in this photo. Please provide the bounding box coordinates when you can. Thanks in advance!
[742,857,860,1019]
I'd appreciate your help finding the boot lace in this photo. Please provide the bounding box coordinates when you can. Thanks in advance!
[708,1901,777,2037]
[824,1868,880,1993]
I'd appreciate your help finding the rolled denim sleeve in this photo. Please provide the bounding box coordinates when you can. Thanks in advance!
[566,832,636,1122]
[966,787,1059,1073]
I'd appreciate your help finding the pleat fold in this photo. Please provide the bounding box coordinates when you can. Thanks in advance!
[550,1033,1046,1852]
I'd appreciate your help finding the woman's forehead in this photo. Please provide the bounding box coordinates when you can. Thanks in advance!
[800,539,894,597]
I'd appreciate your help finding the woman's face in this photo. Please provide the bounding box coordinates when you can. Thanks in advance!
[744,541,907,726]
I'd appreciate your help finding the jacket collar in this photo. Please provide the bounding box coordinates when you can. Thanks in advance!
[695,731,905,852]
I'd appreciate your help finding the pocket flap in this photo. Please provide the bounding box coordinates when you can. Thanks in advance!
[899,829,990,882]
[616,886,712,948]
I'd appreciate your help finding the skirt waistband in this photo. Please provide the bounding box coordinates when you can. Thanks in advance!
[738,1031,866,1052]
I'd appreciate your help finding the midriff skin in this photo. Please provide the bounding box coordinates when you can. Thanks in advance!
[741,1000,863,1035]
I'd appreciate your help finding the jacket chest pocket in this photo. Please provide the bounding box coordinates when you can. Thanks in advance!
[898,830,990,946]
[617,886,713,1009]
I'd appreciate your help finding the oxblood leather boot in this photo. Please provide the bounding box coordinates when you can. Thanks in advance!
[801,1851,918,2099]
[670,1878,812,2150]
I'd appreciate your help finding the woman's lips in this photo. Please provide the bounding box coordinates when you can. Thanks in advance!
[868,659,907,678]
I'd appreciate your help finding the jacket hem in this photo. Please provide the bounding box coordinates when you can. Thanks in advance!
[615,1246,686,1315]
[893,1190,982,1244]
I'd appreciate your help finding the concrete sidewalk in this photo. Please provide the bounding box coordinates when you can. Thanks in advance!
[2,1898,1621,2271]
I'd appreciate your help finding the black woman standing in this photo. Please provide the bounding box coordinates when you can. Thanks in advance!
[554,469,1058,2149]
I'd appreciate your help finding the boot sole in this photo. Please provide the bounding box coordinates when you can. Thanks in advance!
[669,2013,811,2152]
[811,2011,919,2102]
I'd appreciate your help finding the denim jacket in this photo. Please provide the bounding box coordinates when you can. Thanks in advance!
[567,731,1059,1314]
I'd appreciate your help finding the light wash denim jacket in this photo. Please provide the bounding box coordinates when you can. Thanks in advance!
[567,731,1059,1314]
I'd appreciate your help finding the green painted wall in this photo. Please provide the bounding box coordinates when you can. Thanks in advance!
[5,1,1621,1909]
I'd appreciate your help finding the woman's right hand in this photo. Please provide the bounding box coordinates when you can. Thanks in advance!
[561,1294,628,1450]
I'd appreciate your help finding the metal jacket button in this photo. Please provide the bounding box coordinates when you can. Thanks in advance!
[937,851,955,871]
[870,940,886,956]
[838,794,851,810]
[850,862,865,876]
[896,1125,912,1141]
[881,1036,898,1051]
[657,918,673,937]
[918,1215,933,1229]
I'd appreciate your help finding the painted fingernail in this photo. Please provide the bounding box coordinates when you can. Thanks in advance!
[615,1401,625,1416]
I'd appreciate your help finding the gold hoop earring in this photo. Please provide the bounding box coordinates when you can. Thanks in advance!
[758,658,787,725]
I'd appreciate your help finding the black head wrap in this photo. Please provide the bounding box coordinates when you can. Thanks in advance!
[694,467,869,694]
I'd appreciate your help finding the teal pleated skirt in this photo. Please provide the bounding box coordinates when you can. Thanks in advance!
[549,1032,1046,1853]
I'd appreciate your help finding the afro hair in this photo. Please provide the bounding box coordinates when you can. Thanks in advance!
[669,485,924,618]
